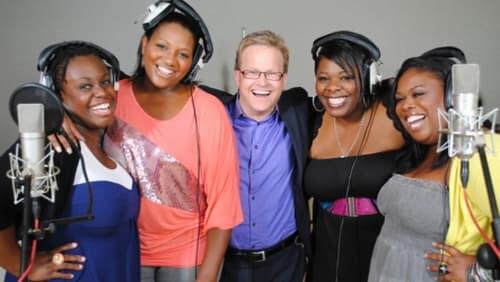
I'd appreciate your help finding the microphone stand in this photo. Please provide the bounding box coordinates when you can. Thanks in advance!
[19,174,32,278]
[18,173,45,282]
[16,168,94,281]
[476,143,500,278]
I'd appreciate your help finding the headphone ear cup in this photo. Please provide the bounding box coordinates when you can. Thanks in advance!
[444,73,453,110]
[39,73,53,89]
[361,59,382,107]
[184,43,204,83]
[113,79,120,91]
[368,61,382,95]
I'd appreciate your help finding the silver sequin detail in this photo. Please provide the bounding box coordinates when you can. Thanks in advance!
[104,119,207,213]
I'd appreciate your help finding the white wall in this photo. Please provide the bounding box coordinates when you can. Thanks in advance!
[0,0,499,277]
[1,0,500,150]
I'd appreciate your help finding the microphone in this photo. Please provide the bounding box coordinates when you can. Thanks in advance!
[17,103,46,196]
[450,63,480,187]
[438,65,500,277]
[7,83,64,204]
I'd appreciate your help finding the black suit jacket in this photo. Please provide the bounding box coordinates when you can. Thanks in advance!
[201,84,312,257]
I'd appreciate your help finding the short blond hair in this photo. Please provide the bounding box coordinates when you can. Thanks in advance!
[234,30,289,73]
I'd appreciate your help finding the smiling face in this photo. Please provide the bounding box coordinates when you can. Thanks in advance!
[235,44,287,121]
[141,21,195,89]
[395,68,446,146]
[315,57,362,119]
[60,55,116,131]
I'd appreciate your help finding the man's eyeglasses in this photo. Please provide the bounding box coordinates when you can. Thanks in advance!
[240,70,284,81]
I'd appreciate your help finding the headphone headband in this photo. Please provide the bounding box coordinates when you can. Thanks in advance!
[37,40,120,90]
[143,0,213,64]
[420,46,466,64]
[418,46,467,110]
[311,31,382,102]
[311,30,380,61]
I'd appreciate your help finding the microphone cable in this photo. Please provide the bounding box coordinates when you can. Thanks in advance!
[463,187,500,257]
[72,138,95,221]
[17,218,39,282]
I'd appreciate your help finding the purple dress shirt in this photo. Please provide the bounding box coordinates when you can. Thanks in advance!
[227,97,297,250]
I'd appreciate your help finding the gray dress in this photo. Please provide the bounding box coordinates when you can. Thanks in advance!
[368,174,449,282]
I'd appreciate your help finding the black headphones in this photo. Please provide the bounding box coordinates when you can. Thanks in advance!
[143,0,214,82]
[311,31,382,99]
[37,40,121,91]
[420,46,466,110]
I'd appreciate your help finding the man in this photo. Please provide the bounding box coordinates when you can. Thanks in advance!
[217,30,311,282]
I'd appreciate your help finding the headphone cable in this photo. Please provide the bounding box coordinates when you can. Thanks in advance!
[334,104,375,282]
[191,85,202,279]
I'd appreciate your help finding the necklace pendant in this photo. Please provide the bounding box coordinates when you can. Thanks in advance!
[332,112,367,161]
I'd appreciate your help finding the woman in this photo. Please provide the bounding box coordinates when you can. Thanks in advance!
[0,41,140,281]
[102,2,242,282]
[304,31,405,282]
[368,47,500,282]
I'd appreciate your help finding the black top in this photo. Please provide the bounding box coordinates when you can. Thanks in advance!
[304,151,401,200]
[303,101,403,282]
[304,152,400,282]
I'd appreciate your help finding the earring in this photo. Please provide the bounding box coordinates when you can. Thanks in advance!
[312,96,324,112]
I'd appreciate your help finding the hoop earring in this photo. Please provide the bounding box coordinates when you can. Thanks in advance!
[312,96,324,112]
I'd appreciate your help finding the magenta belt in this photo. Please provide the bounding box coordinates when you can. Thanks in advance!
[329,197,379,217]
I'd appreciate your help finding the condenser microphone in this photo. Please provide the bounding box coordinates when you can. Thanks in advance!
[450,64,481,187]
[18,103,45,191]
[8,83,64,204]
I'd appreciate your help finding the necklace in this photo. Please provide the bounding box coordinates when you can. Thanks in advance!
[332,112,367,158]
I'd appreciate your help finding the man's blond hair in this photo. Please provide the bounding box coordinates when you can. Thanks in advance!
[234,30,289,73]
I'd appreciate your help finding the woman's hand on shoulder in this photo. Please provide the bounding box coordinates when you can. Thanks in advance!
[28,242,85,281]
[425,242,476,282]
[47,114,84,154]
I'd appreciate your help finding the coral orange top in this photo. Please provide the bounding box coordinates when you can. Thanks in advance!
[104,80,242,267]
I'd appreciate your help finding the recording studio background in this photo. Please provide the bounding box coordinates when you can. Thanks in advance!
[1,0,500,278]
